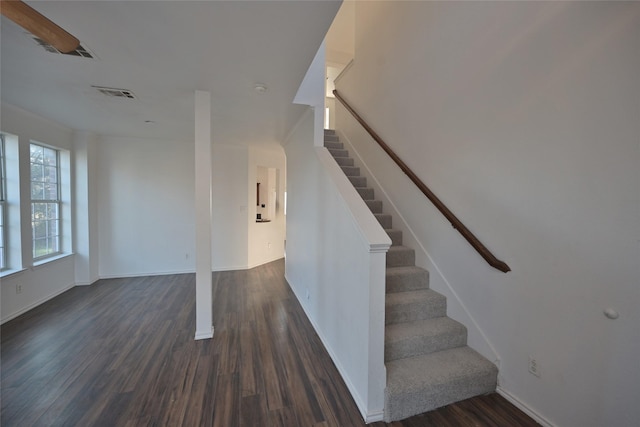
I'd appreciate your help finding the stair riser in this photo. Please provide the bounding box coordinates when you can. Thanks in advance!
[386,269,428,293]
[376,214,392,229]
[366,200,383,214]
[386,230,403,246]
[386,299,446,325]
[358,188,375,200]
[386,249,415,267]
[385,329,467,362]
[324,134,339,142]
[349,176,367,188]
[384,369,497,422]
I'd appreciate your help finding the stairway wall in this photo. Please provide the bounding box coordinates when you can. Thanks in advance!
[283,109,390,422]
[336,2,640,426]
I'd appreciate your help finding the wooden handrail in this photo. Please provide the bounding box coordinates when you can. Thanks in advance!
[333,90,511,273]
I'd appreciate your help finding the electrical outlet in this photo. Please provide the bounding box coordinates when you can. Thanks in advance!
[528,356,540,377]
[16,283,23,294]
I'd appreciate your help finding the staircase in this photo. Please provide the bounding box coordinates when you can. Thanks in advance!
[324,129,498,422]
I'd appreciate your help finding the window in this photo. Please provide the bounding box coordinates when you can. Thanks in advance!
[30,143,61,260]
[0,135,6,269]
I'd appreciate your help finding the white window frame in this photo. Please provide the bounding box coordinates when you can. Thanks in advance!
[30,143,62,261]
[0,135,7,270]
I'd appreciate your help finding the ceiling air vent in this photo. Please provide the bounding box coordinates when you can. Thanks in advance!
[92,86,137,99]
[32,36,96,59]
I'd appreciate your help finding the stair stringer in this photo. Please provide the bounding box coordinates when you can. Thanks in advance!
[334,129,501,372]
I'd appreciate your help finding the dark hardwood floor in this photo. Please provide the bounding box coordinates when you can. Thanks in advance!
[1,259,539,426]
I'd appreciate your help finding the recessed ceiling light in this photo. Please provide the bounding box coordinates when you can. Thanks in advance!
[254,83,267,94]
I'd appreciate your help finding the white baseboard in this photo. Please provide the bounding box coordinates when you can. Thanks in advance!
[1,283,75,324]
[194,326,214,340]
[364,410,384,423]
[212,264,248,272]
[75,278,99,286]
[246,255,285,271]
[497,386,555,427]
[98,268,195,279]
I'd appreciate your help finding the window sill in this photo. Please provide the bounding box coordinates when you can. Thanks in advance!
[32,253,74,269]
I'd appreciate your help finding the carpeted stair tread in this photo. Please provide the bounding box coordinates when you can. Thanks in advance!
[375,213,393,229]
[341,166,360,176]
[325,142,340,149]
[385,289,446,324]
[324,134,339,142]
[328,148,349,158]
[384,347,498,422]
[385,229,403,246]
[386,266,429,293]
[385,317,467,361]
[386,245,415,267]
[333,156,354,167]
[324,129,336,135]
[324,141,343,150]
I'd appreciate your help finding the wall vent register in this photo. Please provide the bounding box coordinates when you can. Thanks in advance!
[91,86,137,99]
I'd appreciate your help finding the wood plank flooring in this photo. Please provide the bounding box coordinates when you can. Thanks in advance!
[1,259,539,426]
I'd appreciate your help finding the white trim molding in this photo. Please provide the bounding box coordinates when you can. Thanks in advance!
[497,387,555,427]
[194,326,214,341]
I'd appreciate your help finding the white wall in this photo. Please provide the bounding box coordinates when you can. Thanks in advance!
[211,143,249,271]
[337,2,640,426]
[94,136,287,275]
[97,136,196,277]
[248,145,286,268]
[1,104,76,323]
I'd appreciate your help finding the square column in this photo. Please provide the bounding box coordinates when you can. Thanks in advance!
[194,90,214,340]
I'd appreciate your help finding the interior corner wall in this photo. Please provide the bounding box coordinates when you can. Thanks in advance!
[0,104,75,323]
[211,143,249,271]
[97,136,196,277]
[339,2,640,426]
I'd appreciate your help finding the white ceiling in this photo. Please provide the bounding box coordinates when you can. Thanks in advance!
[1,0,341,146]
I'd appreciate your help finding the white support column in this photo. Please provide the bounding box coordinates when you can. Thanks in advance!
[194,90,214,340]
[73,131,100,286]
